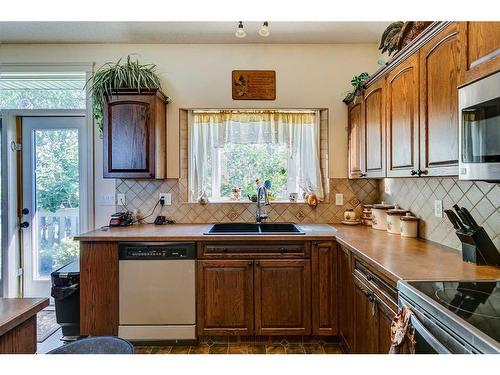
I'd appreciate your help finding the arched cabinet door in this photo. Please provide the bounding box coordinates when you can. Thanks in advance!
[363,78,386,178]
[386,53,420,177]
[348,100,365,178]
[103,89,167,179]
[419,23,460,177]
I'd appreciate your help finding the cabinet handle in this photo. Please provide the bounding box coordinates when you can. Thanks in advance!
[279,247,285,252]
[366,274,373,281]
[222,248,228,252]
[255,261,260,266]
[410,169,418,176]
[360,173,366,177]
[417,169,428,177]
[248,261,253,266]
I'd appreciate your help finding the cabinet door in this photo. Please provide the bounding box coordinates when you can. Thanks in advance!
[420,23,460,176]
[363,79,386,178]
[459,22,500,86]
[353,275,377,354]
[254,259,311,335]
[312,242,337,336]
[197,260,254,335]
[104,95,155,178]
[386,53,420,177]
[348,101,365,178]
[376,297,396,354]
[338,246,354,352]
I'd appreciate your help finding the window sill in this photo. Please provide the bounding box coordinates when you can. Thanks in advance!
[187,199,308,204]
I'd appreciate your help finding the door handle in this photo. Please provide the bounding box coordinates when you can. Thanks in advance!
[20,221,30,229]
[22,208,30,215]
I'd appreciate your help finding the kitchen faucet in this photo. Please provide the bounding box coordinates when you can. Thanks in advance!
[256,183,270,223]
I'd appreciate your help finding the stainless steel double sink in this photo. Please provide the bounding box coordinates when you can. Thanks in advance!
[205,222,304,235]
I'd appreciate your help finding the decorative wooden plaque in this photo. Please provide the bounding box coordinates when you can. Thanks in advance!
[232,70,276,100]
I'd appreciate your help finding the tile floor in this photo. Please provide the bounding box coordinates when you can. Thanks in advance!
[134,338,342,355]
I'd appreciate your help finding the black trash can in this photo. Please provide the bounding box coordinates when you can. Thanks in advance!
[51,261,80,340]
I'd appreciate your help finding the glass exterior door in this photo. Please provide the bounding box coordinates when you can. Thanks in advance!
[21,116,85,297]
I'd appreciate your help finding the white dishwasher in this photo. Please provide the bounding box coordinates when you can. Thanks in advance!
[118,242,196,343]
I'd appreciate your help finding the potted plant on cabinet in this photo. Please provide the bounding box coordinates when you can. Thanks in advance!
[86,55,168,132]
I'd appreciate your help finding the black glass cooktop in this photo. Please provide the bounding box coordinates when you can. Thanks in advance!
[408,281,500,342]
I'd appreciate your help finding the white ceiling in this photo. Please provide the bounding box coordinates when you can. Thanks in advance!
[0,22,390,44]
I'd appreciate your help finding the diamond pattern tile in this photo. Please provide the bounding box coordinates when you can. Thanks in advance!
[381,178,499,251]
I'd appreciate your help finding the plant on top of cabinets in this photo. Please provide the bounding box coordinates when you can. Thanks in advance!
[86,56,169,179]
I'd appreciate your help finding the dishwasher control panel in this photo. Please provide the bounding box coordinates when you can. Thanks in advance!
[118,242,196,260]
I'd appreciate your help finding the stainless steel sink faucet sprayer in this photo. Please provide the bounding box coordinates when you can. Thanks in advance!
[256,180,271,223]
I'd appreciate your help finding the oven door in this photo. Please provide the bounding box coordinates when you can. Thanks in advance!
[399,297,473,354]
[459,71,500,181]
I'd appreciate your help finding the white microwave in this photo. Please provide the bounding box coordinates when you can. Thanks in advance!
[459,71,500,181]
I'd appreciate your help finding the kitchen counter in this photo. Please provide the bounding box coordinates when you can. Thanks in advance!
[334,225,500,284]
[74,223,338,241]
[76,223,500,283]
[0,298,49,353]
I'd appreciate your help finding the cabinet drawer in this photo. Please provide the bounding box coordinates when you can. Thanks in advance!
[353,258,398,309]
[198,242,309,259]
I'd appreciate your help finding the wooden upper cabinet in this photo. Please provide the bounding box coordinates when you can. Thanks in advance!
[363,78,386,178]
[386,53,420,177]
[103,89,167,179]
[348,101,365,178]
[419,23,460,176]
[311,242,337,336]
[459,22,500,86]
[197,260,254,336]
[254,259,311,335]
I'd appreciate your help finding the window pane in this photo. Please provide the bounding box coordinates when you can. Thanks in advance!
[218,143,288,200]
[0,73,86,110]
[34,129,80,278]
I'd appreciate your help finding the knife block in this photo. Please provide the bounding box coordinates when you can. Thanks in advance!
[456,227,500,266]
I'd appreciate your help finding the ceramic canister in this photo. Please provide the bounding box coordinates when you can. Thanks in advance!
[371,202,395,231]
[400,213,419,238]
[386,208,408,234]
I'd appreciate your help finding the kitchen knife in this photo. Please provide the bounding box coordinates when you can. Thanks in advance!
[444,209,467,232]
[453,204,471,232]
[460,207,480,230]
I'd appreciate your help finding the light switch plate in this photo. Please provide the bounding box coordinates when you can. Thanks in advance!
[335,193,344,206]
[96,193,115,206]
[117,193,126,206]
[434,200,443,218]
[159,193,172,205]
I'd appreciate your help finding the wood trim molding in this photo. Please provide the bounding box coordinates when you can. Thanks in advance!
[365,22,452,88]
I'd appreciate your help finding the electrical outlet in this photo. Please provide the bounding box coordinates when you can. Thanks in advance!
[434,200,443,218]
[159,193,172,205]
[117,193,126,206]
[335,193,344,206]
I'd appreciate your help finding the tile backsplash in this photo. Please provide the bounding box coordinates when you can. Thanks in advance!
[116,178,380,225]
[380,177,500,251]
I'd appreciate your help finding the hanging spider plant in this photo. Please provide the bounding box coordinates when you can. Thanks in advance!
[86,55,165,131]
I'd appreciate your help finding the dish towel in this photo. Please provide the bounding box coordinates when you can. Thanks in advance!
[389,305,416,354]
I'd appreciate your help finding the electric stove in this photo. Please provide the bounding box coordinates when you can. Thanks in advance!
[398,280,500,353]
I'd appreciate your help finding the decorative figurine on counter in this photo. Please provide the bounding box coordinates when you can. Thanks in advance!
[198,192,209,205]
[304,192,318,208]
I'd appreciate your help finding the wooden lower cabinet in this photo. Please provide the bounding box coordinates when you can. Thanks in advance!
[338,245,354,352]
[312,241,337,335]
[197,260,254,335]
[255,259,311,335]
[353,274,396,354]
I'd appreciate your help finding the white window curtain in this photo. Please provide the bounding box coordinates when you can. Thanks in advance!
[188,110,324,202]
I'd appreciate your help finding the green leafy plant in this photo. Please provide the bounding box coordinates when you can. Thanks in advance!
[342,72,370,104]
[85,55,164,131]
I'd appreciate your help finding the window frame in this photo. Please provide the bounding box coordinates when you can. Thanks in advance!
[186,108,328,204]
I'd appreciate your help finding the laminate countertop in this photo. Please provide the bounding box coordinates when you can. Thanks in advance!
[0,298,49,337]
[75,223,500,284]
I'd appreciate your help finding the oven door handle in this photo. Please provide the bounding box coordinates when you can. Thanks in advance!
[410,314,451,354]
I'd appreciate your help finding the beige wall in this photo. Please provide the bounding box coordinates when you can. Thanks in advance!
[0,43,380,226]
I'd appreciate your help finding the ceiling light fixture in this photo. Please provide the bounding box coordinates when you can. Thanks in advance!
[235,21,246,38]
[258,21,270,37]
